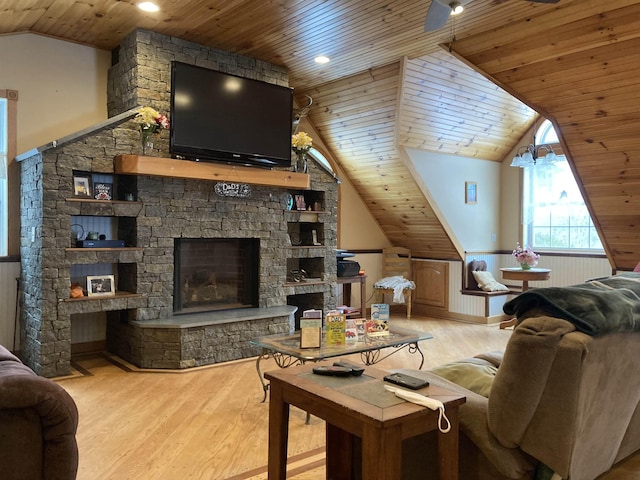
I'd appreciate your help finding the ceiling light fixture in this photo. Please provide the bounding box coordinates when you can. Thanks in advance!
[314,55,330,65]
[450,2,464,15]
[510,143,557,168]
[138,2,160,12]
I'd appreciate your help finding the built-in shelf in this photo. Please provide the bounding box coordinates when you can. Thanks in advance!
[114,155,310,189]
[285,211,327,222]
[63,291,141,302]
[284,280,327,287]
[65,247,143,252]
[65,198,142,205]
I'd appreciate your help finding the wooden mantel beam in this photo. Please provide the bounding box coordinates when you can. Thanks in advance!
[114,155,310,189]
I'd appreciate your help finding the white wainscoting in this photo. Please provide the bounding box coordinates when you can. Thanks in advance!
[0,261,20,349]
[449,253,613,318]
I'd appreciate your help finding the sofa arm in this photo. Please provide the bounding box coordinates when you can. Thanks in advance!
[487,316,575,448]
[0,355,79,480]
[397,369,536,479]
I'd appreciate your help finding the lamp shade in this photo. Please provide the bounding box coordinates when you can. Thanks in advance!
[510,154,528,168]
[521,151,534,163]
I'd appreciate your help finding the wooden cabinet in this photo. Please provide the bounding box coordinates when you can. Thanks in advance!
[413,261,448,309]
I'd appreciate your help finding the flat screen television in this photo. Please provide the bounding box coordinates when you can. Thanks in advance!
[170,61,293,168]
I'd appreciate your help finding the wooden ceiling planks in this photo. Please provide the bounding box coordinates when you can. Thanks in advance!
[5,0,640,265]
[398,52,536,162]
[300,61,462,260]
[450,0,640,270]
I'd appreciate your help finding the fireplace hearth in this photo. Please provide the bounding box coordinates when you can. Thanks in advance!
[174,238,259,314]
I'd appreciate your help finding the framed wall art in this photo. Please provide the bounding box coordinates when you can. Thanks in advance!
[465,181,477,204]
[87,275,115,297]
[73,173,93,198]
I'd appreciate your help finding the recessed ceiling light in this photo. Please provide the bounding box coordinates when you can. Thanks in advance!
[138,2,160,12]
[314,55,330,65]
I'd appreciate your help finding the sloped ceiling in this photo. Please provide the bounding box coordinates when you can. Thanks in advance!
[1,0,638,267]
[298,51,536,259]
[448,0,640,270]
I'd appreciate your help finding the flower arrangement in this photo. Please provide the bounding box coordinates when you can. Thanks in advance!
[134,107,169,155]
[291,131,313,155]
[291,132,313,172]
[134,106,169,133]
[513,243,540,269]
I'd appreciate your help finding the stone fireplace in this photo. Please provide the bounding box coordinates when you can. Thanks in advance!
[174,238,259,314]
[16,29,338,376]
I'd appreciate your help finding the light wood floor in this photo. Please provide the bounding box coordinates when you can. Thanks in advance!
[56,316,640,480]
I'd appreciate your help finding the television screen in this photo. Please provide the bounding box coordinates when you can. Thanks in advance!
[170,61,293,168]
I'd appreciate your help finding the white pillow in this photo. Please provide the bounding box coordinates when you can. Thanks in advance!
[472,271,509,292]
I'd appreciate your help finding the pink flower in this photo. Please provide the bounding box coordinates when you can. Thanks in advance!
[512,243,540,267]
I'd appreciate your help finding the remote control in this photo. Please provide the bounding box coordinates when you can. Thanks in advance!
[312,365,353,376]
[333,361,365,376]
[383,372,430,390]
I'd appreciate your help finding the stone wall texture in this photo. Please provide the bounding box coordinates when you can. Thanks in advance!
[19,29,337,377]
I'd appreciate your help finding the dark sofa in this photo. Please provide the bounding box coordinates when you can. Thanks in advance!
[0,345,79,479]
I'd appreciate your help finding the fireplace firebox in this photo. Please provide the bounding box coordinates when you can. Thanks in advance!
[174,238,259,314]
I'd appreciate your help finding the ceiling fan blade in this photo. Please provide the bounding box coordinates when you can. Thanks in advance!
[424,0,452,32]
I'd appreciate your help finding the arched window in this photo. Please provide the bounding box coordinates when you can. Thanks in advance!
[308,147,334,173]
[522,120,603,251]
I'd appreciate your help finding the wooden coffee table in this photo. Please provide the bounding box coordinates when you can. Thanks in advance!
[252,326,433,401]
[265,362,466,480]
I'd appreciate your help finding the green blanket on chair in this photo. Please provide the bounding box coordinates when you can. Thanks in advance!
[503,273,640,336]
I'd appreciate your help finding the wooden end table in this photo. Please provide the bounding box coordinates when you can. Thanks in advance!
[265,362,466,479]
[499,267,551,329]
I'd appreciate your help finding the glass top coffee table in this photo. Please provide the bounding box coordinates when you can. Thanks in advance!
[251,325,433,401]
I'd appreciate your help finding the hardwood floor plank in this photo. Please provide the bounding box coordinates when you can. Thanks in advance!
[56,316,636,479]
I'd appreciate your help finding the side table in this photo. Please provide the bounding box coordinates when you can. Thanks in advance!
[499,267,551,329]
[265,362,466,479]
[337,274,366,317]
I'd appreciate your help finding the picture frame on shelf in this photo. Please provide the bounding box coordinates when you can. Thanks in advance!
[73,173,93,198]
[93,182,113,201]
[465,181,478,204]
[86,275,115,297]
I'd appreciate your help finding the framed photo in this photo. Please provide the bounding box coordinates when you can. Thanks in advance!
[73,173,93,197]
[465,181,478,204]
[86,275,115,297]
[93,182,113,201]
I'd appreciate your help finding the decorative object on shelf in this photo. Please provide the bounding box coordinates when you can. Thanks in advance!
[294,194,306,211]
[291,131,312,173]
[69,283,84,299]
[86,231,99,240]
[134,106,169,156]
[289,232,302,246]
[512,242,539,269]
[93,182,113,200]
[70,223,84,247]
[214,182,251,198]
[72,172,92,197]
[124,193,136,201]
[290,269,307,282]
[284,192,294,210]
[87,274,116,297]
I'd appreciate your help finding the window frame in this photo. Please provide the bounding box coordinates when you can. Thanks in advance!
[521,120,603,253]
[0,89,18,258]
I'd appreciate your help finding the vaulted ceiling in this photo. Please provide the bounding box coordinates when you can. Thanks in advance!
[2,0,639,269]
